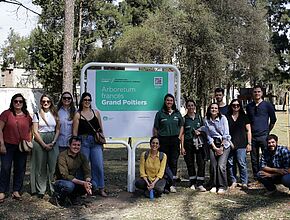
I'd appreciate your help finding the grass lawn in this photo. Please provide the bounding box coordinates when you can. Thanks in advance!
[0,112,289,219]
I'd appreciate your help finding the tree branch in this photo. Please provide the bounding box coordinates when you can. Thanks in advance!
[0,0,41,16]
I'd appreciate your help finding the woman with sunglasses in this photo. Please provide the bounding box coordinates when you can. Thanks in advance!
[57,92,76,152]
[204,103,231,194]
[73,92,107,197]
[0,94,32,202]
[227,99,252,189]
[30,94,60,198]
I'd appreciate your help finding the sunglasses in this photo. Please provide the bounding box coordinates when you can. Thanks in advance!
[231,104,240,108]
[83,98,92,102]
[14,100,23,104]
[42,100,51,104]
[62,97,72,101]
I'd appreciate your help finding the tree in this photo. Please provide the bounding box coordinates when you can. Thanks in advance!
[62,0,74,94]
[1,28,29,70]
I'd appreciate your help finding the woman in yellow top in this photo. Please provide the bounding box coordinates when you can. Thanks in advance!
[135,136,167,197]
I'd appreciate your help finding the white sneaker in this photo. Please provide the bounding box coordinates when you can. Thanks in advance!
[170,186,177,193]
[197,185,206,192]
[217,188,227,194]
[190,185,196,190]
[209,187,217,193]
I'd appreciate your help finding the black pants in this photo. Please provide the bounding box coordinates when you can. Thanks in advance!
[184,140,205,186]
[135,178,166,196]
[251,135,267,180]
[158,136,180,177]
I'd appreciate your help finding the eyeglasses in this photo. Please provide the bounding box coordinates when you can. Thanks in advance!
[83,98,92,102]
[14,100,23,104]
[42,100,51,104]
[62,97,72,101]
[231,104,240,108]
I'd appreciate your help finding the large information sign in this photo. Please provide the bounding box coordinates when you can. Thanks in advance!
[87,70,174,137]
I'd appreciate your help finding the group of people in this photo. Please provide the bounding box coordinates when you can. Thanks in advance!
[0,92,107,205]
[135,86,290,197]
[0,86,289,205]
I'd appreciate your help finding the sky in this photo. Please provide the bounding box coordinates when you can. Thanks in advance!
[0,0,40,46]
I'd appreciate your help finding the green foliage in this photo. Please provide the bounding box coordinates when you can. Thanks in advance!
[1,29,29,70]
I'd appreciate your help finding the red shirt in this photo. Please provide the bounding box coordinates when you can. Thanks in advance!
[0,110,32,145]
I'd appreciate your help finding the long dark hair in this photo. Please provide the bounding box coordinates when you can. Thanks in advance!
[228,99,245,116]
[57,91,76,120]
[9,93,29,116]
[78,92,92,111]
[206,103,222,120]
[162,93,177,111]
[39,94,58,120]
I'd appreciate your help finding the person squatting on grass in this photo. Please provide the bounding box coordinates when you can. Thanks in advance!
[135,136,167,197]
[257,134,290,195]
[51,136,97,206]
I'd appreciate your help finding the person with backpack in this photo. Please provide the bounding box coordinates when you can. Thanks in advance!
[135,136,168,197]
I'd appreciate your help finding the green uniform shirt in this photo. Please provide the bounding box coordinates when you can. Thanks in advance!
[55,149,91,181]
[154,109,184,136]
[184,114,203,140]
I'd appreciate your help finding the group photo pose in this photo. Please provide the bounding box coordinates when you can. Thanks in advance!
[30,94,60,198]
[73,92,107,197]
[153,93,184,193]
[0,94,32,202]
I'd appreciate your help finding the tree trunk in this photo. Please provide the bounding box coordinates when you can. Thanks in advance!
[62,0,75,94]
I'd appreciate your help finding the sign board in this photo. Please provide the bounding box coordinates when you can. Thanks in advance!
[87,70,174,137]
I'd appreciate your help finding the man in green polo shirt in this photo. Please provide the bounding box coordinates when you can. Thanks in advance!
[50,136,96,206]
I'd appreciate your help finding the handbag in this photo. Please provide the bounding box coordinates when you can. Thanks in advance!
[16,121,33,152]
[80,112,106,145]
[19,140,33,152]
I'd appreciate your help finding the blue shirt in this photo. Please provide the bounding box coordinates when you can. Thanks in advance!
[204,115,231,149]
[57,107,73,147]
[260,146,290,169]
[246,100,276,137]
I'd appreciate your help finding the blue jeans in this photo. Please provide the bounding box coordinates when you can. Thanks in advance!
[257,173,290,191]
[0,143,27,192]
[228,148,248,184]
[80,135,105,189]
[54,179,97,200]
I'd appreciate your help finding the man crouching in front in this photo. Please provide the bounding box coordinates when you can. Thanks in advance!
[50,136,96,206]
[257,134,290,196]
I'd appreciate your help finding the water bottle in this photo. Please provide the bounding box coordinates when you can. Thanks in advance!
[149,189,154,201]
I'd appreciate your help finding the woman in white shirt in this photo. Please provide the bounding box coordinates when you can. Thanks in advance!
[30,94,60,198]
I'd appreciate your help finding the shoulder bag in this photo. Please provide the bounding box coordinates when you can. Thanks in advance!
[16,120,33,152]
[80,112,106,145]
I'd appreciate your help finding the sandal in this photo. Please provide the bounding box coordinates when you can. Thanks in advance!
[12,192,22,201]
[0,193,5,203]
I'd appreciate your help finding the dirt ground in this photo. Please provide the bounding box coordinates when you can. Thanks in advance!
[0,112,290,219]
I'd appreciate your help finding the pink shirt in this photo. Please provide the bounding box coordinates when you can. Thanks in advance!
[0,110,32,145]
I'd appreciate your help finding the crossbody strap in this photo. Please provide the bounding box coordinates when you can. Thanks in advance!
[80,111,100,133]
